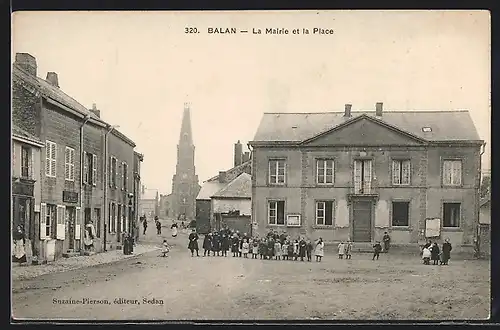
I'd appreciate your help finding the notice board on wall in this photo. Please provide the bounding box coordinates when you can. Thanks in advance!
[425,218,441,238]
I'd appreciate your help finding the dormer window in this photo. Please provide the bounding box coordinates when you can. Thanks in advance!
[422,127,432,132]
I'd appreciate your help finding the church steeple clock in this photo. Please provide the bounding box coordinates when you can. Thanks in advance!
[171,103,200,221]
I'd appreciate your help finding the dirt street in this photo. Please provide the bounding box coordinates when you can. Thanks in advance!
[12,228,490,320]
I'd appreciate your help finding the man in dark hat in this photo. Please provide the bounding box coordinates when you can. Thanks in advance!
[188,228,199,257]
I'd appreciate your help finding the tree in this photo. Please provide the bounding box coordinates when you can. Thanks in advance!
[480,175,491,198]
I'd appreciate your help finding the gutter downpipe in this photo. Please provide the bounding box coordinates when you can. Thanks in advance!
[476,142,487,256]
[103,125,117,252]
[79,115,91,256]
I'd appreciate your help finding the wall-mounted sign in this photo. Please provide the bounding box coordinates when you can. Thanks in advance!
[12,181,34,197]
[425,218,441,238]
[286,214,301,227]
[63,191,79,203]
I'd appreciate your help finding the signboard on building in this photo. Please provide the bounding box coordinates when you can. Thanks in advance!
[287,214,301,227]
[12,181,34,197]
[63,191,79,203]
[425,218,441,238]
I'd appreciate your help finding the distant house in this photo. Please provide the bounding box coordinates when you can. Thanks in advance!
[211,173,252,234]
[479,196,490,255]
[195,140,251,234]
[139,186,159,220]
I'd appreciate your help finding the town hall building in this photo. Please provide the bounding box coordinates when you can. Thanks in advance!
[249,103,484,250]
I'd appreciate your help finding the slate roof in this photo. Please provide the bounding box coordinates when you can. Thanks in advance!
[211,173,252,199]
[196,181,226,200]
[12,64,135,147]
[251,111,482,143]
[12,124,44,146]
[206,160,252,183]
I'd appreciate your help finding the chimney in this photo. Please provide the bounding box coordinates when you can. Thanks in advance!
[46,72,59,87]
[234,140,243,167]
[15,53,37,76]
[344,104,352,117]
[89,103,101,118]
[376,102,383,116]
[219,171,227,183]
[242,152,250,163]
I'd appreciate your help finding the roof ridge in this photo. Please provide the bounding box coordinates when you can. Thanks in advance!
[263,110,470,115]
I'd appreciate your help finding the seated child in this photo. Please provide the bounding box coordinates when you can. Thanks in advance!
[422,246,431,265]
[161,239,170,257]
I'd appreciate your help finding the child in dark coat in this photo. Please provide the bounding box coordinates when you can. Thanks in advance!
[372,241,382,260]
[221,234,230,257]
[231,235,239,257]
[287,241,294,261]
[258,239,266,259]
[299,238,307,261]
[203,233,212,257]
[267,238,275,260]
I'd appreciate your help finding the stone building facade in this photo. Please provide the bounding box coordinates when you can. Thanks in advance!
[249,103,484,250]
[12,52,141,261]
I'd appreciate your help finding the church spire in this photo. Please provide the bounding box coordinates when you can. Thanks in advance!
[179,102,193,145]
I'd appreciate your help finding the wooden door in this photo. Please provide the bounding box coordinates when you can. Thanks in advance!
[352,200,372,242]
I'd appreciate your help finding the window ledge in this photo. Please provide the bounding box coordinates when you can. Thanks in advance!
[442,227,462,232]
[312,225,334,229]
[391,226,411,231]
[266,224,286,228]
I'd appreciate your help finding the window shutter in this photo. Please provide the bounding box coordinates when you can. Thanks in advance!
[56,205,66,240]
[126,164,129,191]
[108,203,112,233]
[29,148,34,179]
[392,160,400,185]
[45,143,50,176]
[40,203,47,240]
[108,157,112,187]
[92,154,97,186]
[65,148,70,180]
[83,151,88,184]
[114,206,118,232]
[354,160,362,193]
[50,143,56,177]
[70,148,75,181]
[116,161,120,189]
[363,160,372,193]
[402,160,411,185]
[75,207,81,240]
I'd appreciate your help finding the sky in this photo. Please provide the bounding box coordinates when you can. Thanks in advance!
[12,10,491,194]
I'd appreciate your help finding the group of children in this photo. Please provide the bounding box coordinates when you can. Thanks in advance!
[201,229,326,262]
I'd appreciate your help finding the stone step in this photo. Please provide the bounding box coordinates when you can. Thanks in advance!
[62,251,80,258]
[83,251,96,256]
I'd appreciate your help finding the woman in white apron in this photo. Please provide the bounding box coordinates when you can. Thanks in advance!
[84,221,96,251]
[12,225,27,263]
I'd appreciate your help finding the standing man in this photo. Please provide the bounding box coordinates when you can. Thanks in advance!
[188,228,200,257]
[142,217,148,235]
[382,231,391,253]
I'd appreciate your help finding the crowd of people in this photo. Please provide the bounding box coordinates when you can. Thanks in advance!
[186,228,327,262]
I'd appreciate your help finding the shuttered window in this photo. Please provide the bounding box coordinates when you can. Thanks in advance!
[65,147,75,181]
[45,141,57,177]
[92,154,97,186]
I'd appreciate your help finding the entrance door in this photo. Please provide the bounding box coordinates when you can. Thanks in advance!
[352,200,372,242]
[66,207,76,249]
